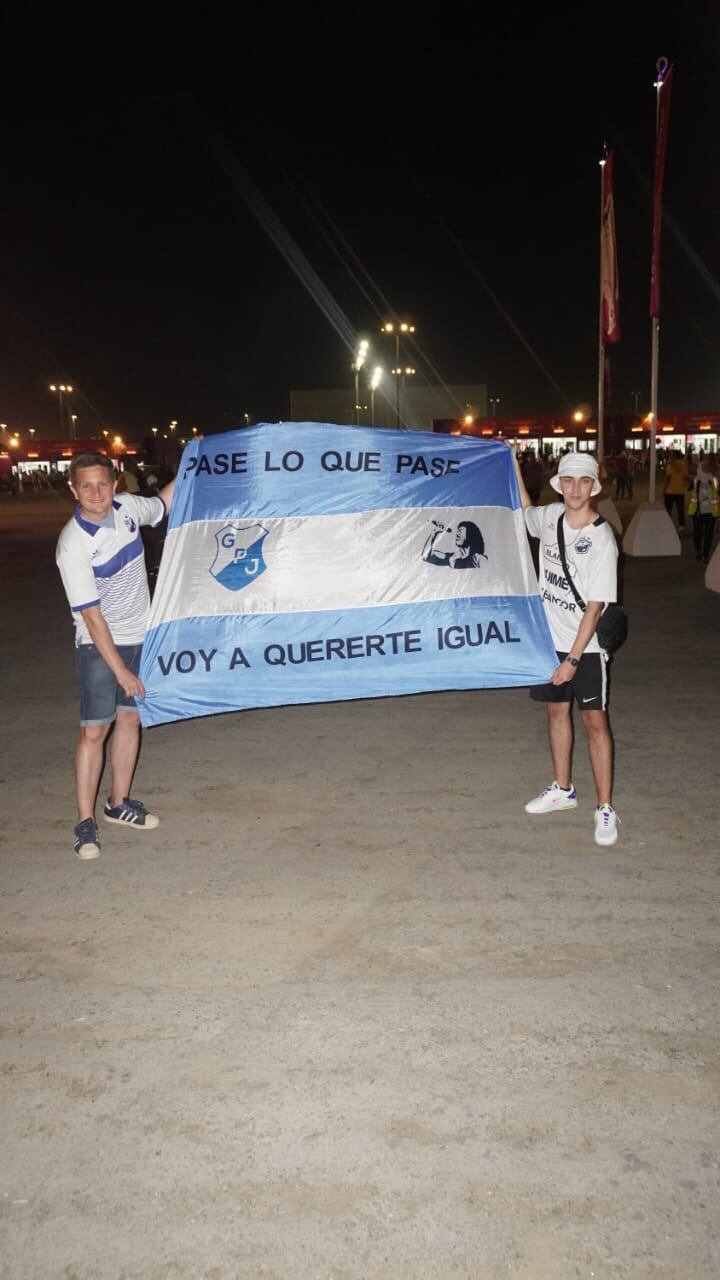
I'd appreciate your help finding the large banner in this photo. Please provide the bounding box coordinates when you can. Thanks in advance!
[138,423,557,727]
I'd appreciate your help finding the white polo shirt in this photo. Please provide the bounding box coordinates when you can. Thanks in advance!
[56,494,165,646]
[524,502,618,654]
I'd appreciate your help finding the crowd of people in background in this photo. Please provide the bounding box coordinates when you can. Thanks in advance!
[0,467,70,495]
[1,460,174,499]
[517,443,718,565]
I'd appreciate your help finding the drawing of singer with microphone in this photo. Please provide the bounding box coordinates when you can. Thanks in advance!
[422,519,487,569]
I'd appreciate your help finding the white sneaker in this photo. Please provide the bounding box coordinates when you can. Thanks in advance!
[594,804,619,846]
[524,781,577,814]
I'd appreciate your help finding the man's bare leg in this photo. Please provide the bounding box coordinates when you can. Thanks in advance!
[581,709,613,806]
[547,702,574,788]
[109,710,141,806]
[75,723,112,821]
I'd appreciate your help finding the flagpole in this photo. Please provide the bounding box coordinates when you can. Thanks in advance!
[597,152,607,466]
[649,57,671,504]
[648,78,662,503]
[622,58,680,557]
[649,331,659,502]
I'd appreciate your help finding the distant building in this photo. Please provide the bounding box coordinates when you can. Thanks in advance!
[2,435,140,476]
[289,384,488,432]
[432,413,720,458]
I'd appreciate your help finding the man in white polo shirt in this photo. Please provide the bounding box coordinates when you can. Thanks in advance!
[56,453,175,860]
[513,450,620,847]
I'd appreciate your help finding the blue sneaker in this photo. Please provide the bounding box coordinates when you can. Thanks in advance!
[74,818,101,860]
[103,797,159,829]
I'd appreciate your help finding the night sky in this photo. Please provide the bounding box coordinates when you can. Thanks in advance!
[3,7,719,438]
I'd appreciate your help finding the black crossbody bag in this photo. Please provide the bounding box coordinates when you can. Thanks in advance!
[556,514,628,655]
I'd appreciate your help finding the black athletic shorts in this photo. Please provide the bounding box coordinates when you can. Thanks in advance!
[530,651,610,711]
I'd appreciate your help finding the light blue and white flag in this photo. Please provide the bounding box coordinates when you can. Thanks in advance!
[139,423,556,727]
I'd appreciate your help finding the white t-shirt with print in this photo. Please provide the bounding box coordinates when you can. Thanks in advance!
[524,502,618,654]
[56,493,165,646]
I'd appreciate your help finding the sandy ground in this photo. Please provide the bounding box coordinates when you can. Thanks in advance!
[1,487,719,1280]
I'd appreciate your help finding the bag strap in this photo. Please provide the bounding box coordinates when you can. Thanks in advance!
[556,514,587,612]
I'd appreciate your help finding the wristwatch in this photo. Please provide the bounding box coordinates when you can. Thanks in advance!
[566,656,579,668]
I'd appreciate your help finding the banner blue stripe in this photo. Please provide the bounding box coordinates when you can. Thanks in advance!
[139,596,556,727]
[169,424,520,530]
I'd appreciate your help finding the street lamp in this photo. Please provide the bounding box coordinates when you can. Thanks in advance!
[70,415,78,438]
[489,395,501,417]
[391,366,416,427]
[370,366,384,426]
[381,320,415,428]
[49,384,73,437]
[352,339,369,425]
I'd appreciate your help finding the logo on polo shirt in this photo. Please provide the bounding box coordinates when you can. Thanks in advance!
[122,511,137,534]
[575,536,592,555]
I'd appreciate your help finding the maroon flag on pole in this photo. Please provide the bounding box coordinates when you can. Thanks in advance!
[650,62,674,318]
[601,151,621,344]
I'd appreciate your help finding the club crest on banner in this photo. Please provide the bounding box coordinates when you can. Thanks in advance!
[210,522,268,591]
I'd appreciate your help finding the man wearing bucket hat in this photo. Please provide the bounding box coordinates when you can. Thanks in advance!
[513,449,620,846]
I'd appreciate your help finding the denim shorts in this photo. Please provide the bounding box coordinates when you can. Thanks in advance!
[76,643,143,726]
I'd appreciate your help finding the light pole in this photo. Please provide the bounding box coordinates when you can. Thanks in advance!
[49,384,73,437]
[391,366,416,427]
[352,339,369,425]
[381,320,415,427]
[70,415,78,438]
[489,395,501,417]
[370,366,383,426]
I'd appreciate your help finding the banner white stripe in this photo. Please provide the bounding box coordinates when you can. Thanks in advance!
[149,506,536,628]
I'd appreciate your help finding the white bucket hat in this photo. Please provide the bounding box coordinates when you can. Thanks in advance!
[549,451,602,497]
